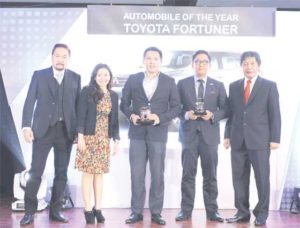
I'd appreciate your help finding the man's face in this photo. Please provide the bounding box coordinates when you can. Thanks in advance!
[143,50,161,75]
[242,57,260,80]
[52,47,70,71]
[192,53,210,78]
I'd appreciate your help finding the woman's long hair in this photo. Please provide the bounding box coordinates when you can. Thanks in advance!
[88,63,113,102]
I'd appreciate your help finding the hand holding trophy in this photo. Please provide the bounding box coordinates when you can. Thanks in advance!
[136,106,155,125]
[194,98,207,119]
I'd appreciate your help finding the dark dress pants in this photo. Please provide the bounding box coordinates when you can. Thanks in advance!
[180,132,219,216]
[231,142,270,221]
[129,139,166,215]
[24,122,73,214]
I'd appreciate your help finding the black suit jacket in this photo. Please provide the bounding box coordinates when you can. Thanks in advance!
[77,86,120,141]
[22,67,81,140]
[225,76,281,150]
[120,72,181,142]
[177,76,228,145]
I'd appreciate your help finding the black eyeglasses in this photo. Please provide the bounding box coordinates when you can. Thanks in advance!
[194,60,209,65]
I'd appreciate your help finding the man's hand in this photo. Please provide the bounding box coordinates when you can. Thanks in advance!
[223,138,231,149]
[270,142,280,150]
[148,113,160,125]
[200,110,213,121]
[23,128,34,143]
[187,110,198,120]
[130,114,141,125]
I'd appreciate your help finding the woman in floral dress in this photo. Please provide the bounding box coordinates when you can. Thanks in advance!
[75,63,120,224]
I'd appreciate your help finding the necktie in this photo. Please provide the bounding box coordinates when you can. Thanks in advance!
[56,72,64,84]
[244,79,251,104]
[197,79,204,99]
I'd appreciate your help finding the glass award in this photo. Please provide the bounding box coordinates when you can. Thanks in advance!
[194,98,206,117]
[137,106,154,125]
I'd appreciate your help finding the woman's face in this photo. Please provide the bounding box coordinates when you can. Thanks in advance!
[95,68,111,88]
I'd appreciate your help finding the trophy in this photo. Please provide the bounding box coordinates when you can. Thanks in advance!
[137,106,154,125]
[194,98,206,117]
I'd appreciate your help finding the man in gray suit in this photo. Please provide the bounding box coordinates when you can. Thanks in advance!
[20,43,81,226]
[224,51,281,226]
[175,50,228,223]
[120,47,180,225]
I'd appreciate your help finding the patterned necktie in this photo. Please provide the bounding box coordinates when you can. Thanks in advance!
[244,79,251,104]
[197,79,204,99]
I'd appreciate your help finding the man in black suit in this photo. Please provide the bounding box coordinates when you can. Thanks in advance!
[20,43,81,226]
[120,47,181,225]
[175,50,228,223]
[224,51,281,226]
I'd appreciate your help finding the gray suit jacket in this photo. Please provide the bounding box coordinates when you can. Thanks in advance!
[120,72,181,142]
[22,67,81,140]
[224,76,281,150]
[178,76,228,145]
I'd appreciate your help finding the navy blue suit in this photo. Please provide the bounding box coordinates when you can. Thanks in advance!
[225,76,281,221]
[177,76,228,217]
[22,67,81,214]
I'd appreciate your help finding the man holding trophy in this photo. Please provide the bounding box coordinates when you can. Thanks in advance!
[176,50,228,223]
[120,47,180,225]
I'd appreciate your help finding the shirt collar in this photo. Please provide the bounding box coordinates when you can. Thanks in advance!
[144,71,160,80]
[52,68,65,77]
[194,75,207,84]
[244,75,258,85]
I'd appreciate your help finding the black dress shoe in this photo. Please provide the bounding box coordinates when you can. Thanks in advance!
[226,215,250,223]
[254,218,266,226]
[151,214,166,225]
[49,211,69,223]
[208,212,224,222]
[175,211,191,221]
[125,213,143,224]
[20,214,34,226]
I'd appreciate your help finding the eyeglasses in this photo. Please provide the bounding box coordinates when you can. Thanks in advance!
[194,60,209,65]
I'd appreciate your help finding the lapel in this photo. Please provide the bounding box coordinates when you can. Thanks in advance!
[150,73,163,101]
[187,76,197,103]
[138,73,149,101]
[246,76,262,106]
[62,70,72,102]
[236,79,245,107]
[47,67,58,99]
[204,77,215,100]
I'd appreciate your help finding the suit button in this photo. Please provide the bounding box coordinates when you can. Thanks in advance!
[49,114,52,118]
[244,111,247,114]
[52,102,55,105]
[243,123,247,126]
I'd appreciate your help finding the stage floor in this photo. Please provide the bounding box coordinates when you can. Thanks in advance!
[1,199,300,227]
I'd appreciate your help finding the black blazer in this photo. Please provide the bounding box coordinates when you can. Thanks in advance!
[120,72,181,142]
[22,67,81,140]
[224,76,281,150]
[77,86,120,141]
[177,76,228,145]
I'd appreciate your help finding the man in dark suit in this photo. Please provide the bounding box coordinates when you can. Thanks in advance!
[224,51,281,226]
[120,47,181,225]
[175,50,228,223]
[20,43,81,226]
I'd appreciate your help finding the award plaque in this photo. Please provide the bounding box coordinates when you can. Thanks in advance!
[137,106,154,125]
[194,98,207,117]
